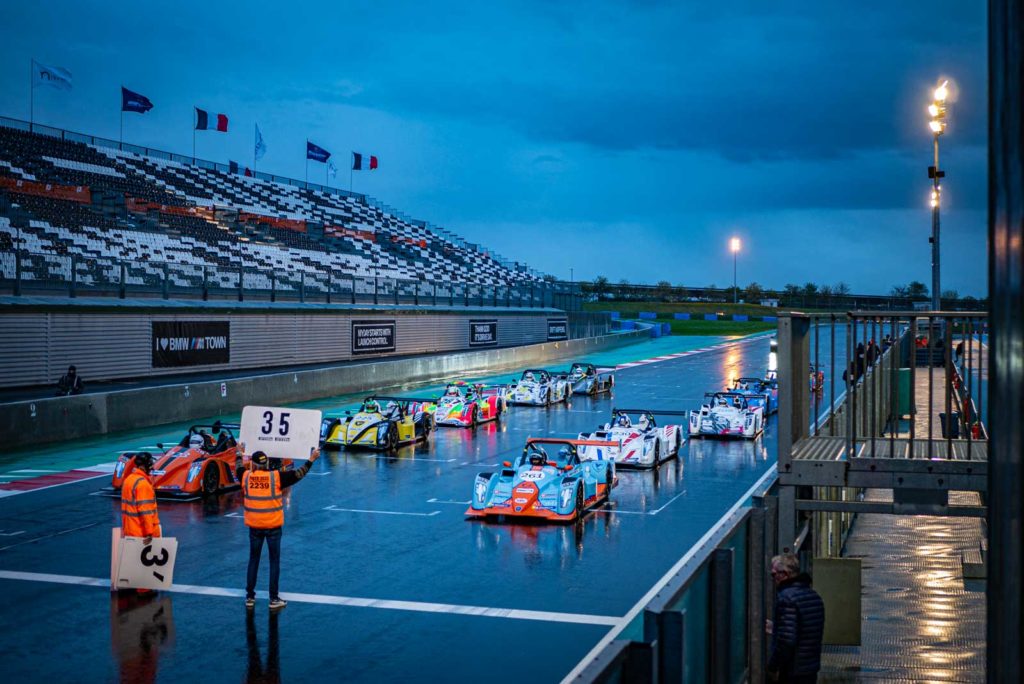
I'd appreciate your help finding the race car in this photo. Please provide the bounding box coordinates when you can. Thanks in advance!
[565,362,615,395]
[506,369,571,406]
[466,438,617,522]
[576,408,686,468]
[321,396,434,450]
[730,376,779,415]
[433,382,507,427]
[688,392,765,439]
[111,422,267,499]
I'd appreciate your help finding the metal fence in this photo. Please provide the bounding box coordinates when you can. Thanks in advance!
[0,249,583,310]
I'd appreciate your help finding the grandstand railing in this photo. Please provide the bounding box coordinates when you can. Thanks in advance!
[0,116,531,278]
[0,248,582,309]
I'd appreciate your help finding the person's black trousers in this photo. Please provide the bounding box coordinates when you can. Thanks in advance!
[246,526,282,600]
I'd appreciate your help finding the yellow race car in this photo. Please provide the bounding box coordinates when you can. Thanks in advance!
[321,396,435,451]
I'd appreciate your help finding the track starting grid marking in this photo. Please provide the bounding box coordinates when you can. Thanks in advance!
[0,569,621,626]
[0,334,770,499]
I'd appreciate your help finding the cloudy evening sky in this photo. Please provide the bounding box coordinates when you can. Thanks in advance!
[0,1,988,295]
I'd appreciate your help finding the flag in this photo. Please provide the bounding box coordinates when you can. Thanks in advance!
[121,86,153,114]
[352,152,378,171]
[328,160,337,179]
[254,123,266,161]
[229,160,239,174]
[306,141,330,163]
[31,60,72,91]
[195,107,228,132]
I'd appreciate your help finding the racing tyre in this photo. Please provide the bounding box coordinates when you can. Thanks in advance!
[673,430,682,457]
[385,424,398,451]
[653,440,661,465]
[605,466,614,500]
[470,407,479,428]
[202,462,220,496]
[574,484,585,521]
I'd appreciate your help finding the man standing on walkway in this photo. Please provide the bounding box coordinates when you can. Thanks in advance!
[767,553,825,683]
[236,446,319,611]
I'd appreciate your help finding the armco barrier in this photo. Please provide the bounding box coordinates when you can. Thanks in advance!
[0,329,647,448]
[661,323,671,335]
[673,313,690,320]
[704,313,718,321]
[734,314,748,322]
[603,311,621,319]
[618,320,636,331]
[638,312,658,320]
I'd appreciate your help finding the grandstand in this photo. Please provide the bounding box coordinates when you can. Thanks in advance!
[0,118,543,299]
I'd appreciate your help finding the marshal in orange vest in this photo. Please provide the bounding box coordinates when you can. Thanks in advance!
[121,471,162,538]
[242,469,284,529]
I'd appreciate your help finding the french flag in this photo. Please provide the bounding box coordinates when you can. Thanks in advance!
[195,107,228,132]
[352,152,378,171]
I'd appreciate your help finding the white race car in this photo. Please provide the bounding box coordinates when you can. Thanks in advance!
[565,362,615,395]
[689,392,765,439]
[506,369,571,406]
[577,408,686,468]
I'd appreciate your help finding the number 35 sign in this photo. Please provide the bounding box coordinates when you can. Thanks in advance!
[240,405,322,461]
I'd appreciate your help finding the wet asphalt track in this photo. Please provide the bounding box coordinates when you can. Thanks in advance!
[0,330,846,683]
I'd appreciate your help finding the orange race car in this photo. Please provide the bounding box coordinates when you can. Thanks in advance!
[111,422,290,499]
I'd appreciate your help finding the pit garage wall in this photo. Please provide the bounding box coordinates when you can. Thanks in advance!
[0,305,602,388]
[0,326,645,448]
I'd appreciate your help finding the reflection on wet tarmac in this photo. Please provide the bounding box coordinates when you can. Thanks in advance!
[245,611,280,684]
[110,592,175,683]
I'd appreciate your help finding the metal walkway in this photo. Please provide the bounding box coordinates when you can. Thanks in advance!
[820,490,986,682]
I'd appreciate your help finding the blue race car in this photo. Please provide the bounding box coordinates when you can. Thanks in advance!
[466,438,616,523]
[730,376,779,415]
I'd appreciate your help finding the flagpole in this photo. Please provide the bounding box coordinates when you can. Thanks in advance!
[120,109,124,150]
[252,123,256,173]
[29,60,34,128]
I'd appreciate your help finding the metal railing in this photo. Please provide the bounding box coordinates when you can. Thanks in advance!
[0,248,583,310]
[572,470,777,683]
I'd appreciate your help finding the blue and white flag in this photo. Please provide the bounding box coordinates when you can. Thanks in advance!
[32,59,72,91]
[254,123,267,161]
[121,86,154,114]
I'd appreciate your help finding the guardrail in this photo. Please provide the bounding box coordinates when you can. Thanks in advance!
[569,468,777,683]
[0,248,582,310]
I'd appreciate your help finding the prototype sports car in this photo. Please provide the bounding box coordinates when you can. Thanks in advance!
[730,376,779,415]
[466,438,617,522]
[111,422,271,498]
[506,369,571,406]
[576,408,686,468]
[565,362,615,395]
[321,396,434,450]
[688,392,765,439]
[433,382,507,427]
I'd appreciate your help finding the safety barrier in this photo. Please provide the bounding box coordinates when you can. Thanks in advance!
[571,470,777,683]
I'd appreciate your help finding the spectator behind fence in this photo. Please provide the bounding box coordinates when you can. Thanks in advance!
[766,553,825,683]
[56,365,84,396]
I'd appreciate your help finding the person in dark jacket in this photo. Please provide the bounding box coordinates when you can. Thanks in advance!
[767,553,825,683]
[56,365,84,396]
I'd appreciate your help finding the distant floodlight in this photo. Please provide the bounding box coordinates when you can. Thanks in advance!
[934,80,949,102]
[730,237,741,253]
[928,120,944,134]
[928,104,940,117]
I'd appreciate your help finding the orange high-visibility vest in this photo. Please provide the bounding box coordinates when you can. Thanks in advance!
[242,469,284,529]
[121,472,162,538]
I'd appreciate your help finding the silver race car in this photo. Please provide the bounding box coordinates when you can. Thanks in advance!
[565,362,615,395]
[506,369,571,406]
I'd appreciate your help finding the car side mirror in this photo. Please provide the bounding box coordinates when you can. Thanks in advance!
[502,461,511,467]
[156,442,163,450]
[563,465,573,472]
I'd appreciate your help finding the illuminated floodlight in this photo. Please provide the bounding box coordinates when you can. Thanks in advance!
[730,237,741,253]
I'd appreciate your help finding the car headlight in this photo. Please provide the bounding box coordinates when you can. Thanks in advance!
[474,479,488,503]
[560,486,574,508]
[187,463,202,483]
[115,460,125,477]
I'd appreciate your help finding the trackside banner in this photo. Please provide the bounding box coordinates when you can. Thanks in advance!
[547,318,569,341]
[352,320,396,355]
[469,319,498,347]
[152,321,230,367]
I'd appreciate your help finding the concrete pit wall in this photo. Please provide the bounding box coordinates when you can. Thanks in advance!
[0,329,647,449]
